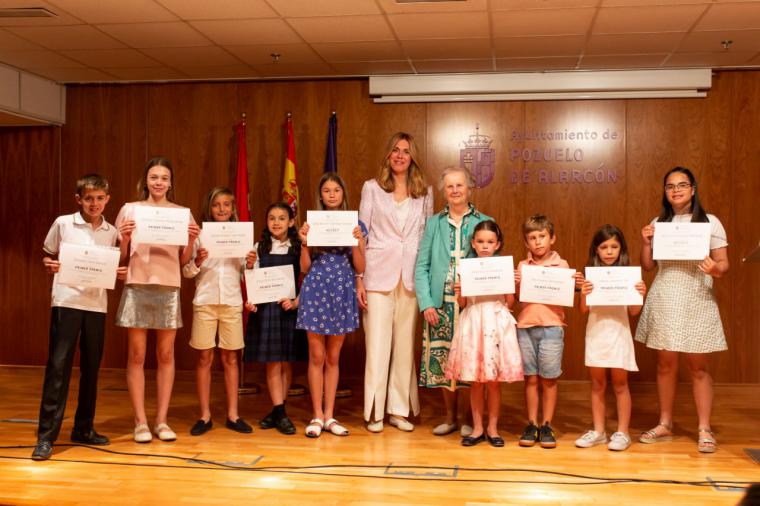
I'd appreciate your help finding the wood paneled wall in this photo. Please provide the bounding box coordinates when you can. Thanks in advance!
[1,72,758,382]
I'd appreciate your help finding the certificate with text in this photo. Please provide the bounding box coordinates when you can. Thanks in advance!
[57,243,121,290]
[459,256,515,297]
[518,264,576,307]
[585,266,643,306]
[306,210,358,247]
[132,206,190,246]
[652,222,710,260]
[245,265,296,305]
[200,222,254,258]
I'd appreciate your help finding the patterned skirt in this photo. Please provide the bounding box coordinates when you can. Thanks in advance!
[634,260,727,353]
[245,302,306,363]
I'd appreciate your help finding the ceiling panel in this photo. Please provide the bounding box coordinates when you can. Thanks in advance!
[579,53,668,69]
[585,32,685,54]
[6,25,125,50]
[47,0,178,24]
[103,66,188,80]
[593,5,708,33]
[31,66,116,82]
[493,35,585,57]
[331,60,414,75]
[0,49,84,69]
[225,44,323,65]
[493,0,598,8]
[377,0,488,14]
[412,59,495,73]
[62,49,162,68]
[0,0,83,26]
[495,56,578,70]
[143,46,240,67]
[287,15,395,43]
[311,41,404,62]
[267,0,381,17]
[191,19,302,45]
[0,28,43,50]
[99,22,213,48]
[401,38,491,59]
[695,2,760,30]
[176,65,259,79]
[250,62,337,77]
[666,50,759,66]
[492,8,595,36]
[155,0,278,20]
[679,29,760,52]
[388,12,490,39]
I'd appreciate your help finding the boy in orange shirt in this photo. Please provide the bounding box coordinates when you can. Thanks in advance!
[514,214,580,448]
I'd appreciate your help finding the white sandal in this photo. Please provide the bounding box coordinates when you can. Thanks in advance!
[324,418,349,436]
[305,418,323,438]
[154,423,177,442]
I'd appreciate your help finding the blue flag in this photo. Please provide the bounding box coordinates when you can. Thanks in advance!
[324,113,337,173]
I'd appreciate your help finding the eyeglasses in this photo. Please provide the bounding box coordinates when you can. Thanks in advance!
[664,182,692,192]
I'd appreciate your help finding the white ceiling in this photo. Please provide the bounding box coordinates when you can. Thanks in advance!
[0,0,758,83]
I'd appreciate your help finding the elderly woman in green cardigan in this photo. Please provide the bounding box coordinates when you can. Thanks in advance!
[415,166,492,436]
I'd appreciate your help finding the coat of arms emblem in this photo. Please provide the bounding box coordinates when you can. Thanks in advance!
[460,124,495,188]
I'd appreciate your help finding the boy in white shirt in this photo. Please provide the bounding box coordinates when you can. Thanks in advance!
[33,174,126,460]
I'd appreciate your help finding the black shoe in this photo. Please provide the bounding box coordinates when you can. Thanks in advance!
[275,416,296,435]
[190,419,213,436]
[519,422,539,447]
[461,434,486,447]
[539,422,557,448]
[487,435,505,447]
[71,429,109,445]
[31,440,52,461]
[226,418,253,434]
[259,413,275,430]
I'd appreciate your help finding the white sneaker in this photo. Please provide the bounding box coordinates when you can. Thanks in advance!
[366,420,384,433]
[389,416,414,432]
[608,432,632,451]
[575,430,607,448]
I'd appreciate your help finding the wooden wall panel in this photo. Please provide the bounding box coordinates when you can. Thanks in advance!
[0,73,758,383]
[0,126,60,365]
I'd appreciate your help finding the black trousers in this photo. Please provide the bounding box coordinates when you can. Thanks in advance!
[37,307,106,443]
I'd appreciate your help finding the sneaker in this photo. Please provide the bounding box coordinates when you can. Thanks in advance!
[608,432,632,451]
[539,422,557,448]
[519,422,539,447]
[575,430,607,448]
[31,440,52,461]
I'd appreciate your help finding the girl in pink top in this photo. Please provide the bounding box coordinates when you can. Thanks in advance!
[115,157,198,444]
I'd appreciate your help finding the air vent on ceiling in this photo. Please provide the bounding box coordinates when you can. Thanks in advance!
[0,7,57,18]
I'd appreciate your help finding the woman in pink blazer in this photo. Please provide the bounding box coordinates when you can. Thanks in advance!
[357,132,433,433]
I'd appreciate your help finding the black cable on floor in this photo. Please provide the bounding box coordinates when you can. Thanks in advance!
[0,444,754,489]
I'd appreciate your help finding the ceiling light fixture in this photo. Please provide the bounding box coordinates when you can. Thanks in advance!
[369,69,712,103]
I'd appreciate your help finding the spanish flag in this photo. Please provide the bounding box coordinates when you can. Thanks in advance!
[282,116,299,222]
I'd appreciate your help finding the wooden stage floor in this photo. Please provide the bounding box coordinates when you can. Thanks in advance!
[0,365,757,505]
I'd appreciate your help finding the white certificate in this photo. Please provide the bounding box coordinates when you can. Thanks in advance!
[518,264,576,307]
[306,210,358,247]
[245,265,296,305]
[585,266,643,307]
[132,205,190,246]
[200,222,254,258]
[459,256,515,296]
[57,243,121,290]
[652,222,710,260]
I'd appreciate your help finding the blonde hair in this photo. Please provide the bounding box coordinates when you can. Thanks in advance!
[201,186,238,222]
[376,132,428,199]
[438,166,476,191]
[316,172,349,210]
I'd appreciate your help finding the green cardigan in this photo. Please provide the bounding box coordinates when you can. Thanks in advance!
[414,206,492,312]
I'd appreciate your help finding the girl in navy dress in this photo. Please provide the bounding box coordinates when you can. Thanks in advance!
[245,202,306,435]
[297,173,366,438]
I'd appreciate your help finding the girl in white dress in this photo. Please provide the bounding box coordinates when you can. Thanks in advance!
[575,224,646,452]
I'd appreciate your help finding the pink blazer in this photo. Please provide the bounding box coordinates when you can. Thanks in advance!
[359,179,433,292]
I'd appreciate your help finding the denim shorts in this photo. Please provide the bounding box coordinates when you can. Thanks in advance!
[517,326,564,378]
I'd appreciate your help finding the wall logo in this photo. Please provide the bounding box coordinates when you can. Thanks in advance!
[460,124,495,188]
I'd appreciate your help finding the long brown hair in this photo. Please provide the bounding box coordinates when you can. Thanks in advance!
[316,172,350,210]
[137,156,175,202]
[376,132,427,199]
[586,224,630,267]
